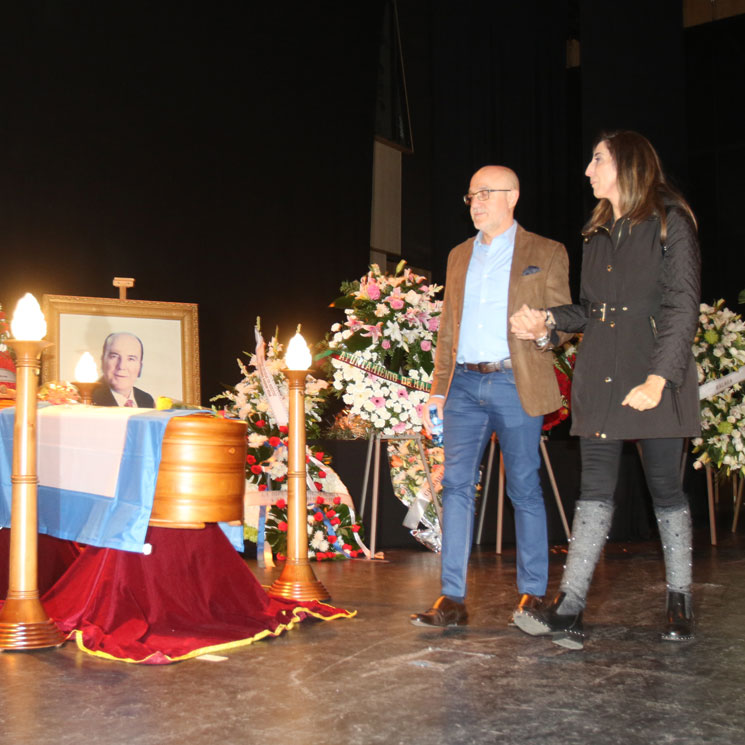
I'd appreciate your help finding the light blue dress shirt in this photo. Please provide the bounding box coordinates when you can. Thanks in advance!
[456,220,516,364]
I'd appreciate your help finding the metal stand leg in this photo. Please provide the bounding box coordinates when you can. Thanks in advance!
[540,437,570,540]
[370,435,382,559]
[475,436,497,544]
[359,431,375,517]
[495,454,505,554]
[705,464,717,546]
[732,474,744,533]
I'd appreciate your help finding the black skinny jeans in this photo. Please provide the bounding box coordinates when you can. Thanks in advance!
[579,437,687,510]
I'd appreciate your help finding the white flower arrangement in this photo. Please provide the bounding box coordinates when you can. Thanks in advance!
[691,300,745,476]
[323,261,443,437]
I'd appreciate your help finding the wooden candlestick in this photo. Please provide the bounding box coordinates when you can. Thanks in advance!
[0,339,66,649]
[267,368,329,602]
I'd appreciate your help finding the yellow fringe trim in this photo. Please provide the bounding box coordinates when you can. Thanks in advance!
[65,603,357,664]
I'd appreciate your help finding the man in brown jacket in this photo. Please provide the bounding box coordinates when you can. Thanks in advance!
[411,165,571,627]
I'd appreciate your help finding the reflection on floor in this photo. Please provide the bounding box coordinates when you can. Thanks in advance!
[2,530,744,745]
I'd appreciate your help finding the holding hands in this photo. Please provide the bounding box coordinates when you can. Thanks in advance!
[509,304,550,341]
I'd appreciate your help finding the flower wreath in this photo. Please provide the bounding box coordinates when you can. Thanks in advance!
[321,261,443,436]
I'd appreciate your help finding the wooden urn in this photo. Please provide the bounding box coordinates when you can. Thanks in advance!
[149,413,247,529]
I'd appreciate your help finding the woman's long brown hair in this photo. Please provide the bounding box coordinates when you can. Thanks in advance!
[583,130,696,243]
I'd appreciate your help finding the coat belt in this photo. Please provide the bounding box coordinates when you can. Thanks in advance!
[589,302,631,322]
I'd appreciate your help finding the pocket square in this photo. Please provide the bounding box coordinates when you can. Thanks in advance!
[522,265,541,275]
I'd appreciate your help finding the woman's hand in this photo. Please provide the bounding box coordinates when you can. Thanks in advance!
[509,304,548,340]
[621,374,666,411]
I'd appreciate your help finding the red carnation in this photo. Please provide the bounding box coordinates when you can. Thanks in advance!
[255,419,266,428]
[314,451,325,460]
[342,543,352,551]
[351,524,360,532]
[268,436,281,447]
[259,484,267,492]
[276,498,286,509]
[250,464,263,475]
[327,535,337,543]
[318,470,327,478]
[325,509,336,519]
[331,517,341,526]
[315,496,325,505]
[246,454,256,464]
[333,496,341,505]
[313,512,324,522]
[277,521,288,532]
[279,425,289,434]
[275,475,285,483]
[314,481,323,491]
[276,552,286,561]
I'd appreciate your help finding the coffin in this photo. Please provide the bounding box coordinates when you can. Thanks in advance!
[149,413,247,529]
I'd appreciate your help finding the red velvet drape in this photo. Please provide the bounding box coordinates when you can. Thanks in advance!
[38,525,354,664]
[0,530,81,597]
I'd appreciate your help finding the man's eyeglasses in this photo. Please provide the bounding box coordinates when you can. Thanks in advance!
[463,188,512,206]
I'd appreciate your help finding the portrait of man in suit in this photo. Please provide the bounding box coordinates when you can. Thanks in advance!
[92,331,155,408]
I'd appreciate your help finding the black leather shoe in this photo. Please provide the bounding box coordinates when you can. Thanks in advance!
[508,593,544,626]
[661,590,694,641]
[410,595,468,627]
[513,591,586,649]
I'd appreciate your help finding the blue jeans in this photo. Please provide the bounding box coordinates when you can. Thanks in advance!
[440,365,547,601]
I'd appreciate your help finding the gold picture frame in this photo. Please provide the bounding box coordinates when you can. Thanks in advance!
[41,295,201,405]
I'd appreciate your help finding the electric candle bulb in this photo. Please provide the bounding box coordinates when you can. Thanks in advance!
[286,332,311,370]
[11,293,46,341]
[74,352,98,383]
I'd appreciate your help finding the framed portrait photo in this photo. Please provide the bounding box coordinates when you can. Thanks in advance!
[41,295,200,405]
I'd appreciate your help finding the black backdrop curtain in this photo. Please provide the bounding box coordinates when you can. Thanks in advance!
[427,1,574,285]
[0,3,384,400]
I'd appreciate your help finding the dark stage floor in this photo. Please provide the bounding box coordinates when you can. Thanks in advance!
[2,528,744,745]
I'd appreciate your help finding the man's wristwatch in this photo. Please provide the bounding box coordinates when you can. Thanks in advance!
[534,334,551,349]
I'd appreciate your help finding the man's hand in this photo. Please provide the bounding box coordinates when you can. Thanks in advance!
[621,374,666,411]
[509,304,548,340]
[422,395,444,435]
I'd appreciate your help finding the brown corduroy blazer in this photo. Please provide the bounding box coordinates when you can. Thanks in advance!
[431,224,571,418]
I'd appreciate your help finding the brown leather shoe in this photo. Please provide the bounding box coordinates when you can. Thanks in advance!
[508,593,545,626]
[410,595,468,627]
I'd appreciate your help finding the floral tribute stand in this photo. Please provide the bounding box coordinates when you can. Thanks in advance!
[690,300,745,545]
[321,262,444,555]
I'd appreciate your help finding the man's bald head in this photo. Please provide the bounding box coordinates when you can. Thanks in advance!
[467,165,520,244]
[471,165,520,192]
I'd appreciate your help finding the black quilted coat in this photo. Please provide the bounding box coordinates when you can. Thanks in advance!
[550,206,701,440]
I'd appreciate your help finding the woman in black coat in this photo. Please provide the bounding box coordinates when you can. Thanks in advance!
[510,130,701,649]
